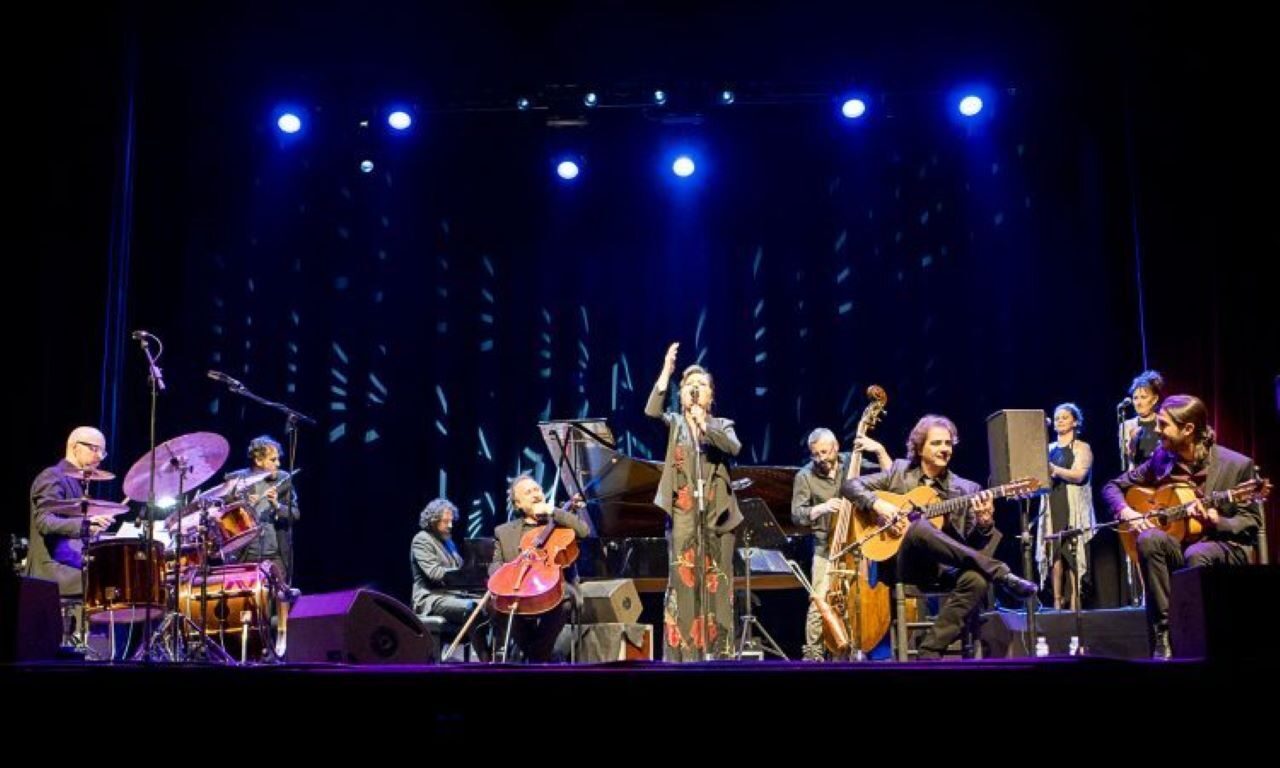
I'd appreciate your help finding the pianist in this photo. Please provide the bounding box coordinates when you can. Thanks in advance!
[410,497,488,656]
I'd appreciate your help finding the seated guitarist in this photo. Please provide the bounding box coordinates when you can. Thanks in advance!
[842,415,1038,659]
[1102,394,1262,659]
[488,474,591,662]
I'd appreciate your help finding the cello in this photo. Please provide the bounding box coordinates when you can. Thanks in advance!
[486,501,582,616]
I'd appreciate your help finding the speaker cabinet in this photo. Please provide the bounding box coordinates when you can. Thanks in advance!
[287,589,435,664]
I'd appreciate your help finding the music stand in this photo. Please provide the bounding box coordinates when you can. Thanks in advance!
[734,497,789,660]
[537,419,616,526]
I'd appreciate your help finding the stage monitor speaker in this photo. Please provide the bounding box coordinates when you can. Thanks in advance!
[573,623,653,662]
[0,576,61,662]
[579,579,642,624]
[986,409,1051,489]
[287,588,435,664]
[1170,564,1279,662]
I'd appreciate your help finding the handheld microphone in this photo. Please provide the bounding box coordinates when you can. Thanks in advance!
[135,332,165,390]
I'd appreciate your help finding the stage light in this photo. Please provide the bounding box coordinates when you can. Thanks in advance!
[387,111,412,130]
[277,113,302,134]
[672,155,696,177]
[958,95,984,117]
[841,98,867,119]
[556,160,580,180]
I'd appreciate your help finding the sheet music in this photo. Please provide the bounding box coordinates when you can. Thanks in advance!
[736,547,793,574]
[109,522,172,549]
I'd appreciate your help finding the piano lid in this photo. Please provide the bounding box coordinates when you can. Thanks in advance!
[550,426,802,538]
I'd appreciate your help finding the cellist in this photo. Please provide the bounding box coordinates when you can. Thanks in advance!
[488,474,591,662]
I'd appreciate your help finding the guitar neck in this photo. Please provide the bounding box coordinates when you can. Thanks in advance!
[919,483,1023,521]
[1161,488,1236,522]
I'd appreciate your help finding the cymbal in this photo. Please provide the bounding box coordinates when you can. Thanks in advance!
[122,432,230,502]
[192,469,274,504]
[64,468,116,482]
[45,498,131,518]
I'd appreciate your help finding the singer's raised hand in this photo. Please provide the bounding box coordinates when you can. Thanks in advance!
[659,342,679,387]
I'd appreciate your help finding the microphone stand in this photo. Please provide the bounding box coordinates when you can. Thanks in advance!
[1116,401,1140,606]
[136,332,164,660]
[1050,526,1088,654]
[685,389,713,661]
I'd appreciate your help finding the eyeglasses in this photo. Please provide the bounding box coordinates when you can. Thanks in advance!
[76,441,108,457]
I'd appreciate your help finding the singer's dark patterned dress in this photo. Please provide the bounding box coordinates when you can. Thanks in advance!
[662,430,737,661]
[644,382,743,662]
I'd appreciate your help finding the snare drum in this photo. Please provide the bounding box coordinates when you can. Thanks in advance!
[83,538,166,624]
[168,501,262,559]
[209,502,262,556]
[177,561,287,661]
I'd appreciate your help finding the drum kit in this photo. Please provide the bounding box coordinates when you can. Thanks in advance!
[67,432,292,663]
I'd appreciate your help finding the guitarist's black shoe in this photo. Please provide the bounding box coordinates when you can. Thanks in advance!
[996,572,1038,599]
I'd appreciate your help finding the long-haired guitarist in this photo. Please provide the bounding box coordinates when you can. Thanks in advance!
[841,415,1038,659]
[1102,394,1265,659]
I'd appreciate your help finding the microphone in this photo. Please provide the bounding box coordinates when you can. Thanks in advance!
[134,331,165,391]
[207,370,244,389]
[1116,397,1133,410]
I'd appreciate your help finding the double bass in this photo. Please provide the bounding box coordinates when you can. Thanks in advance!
[821,386,891,657]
